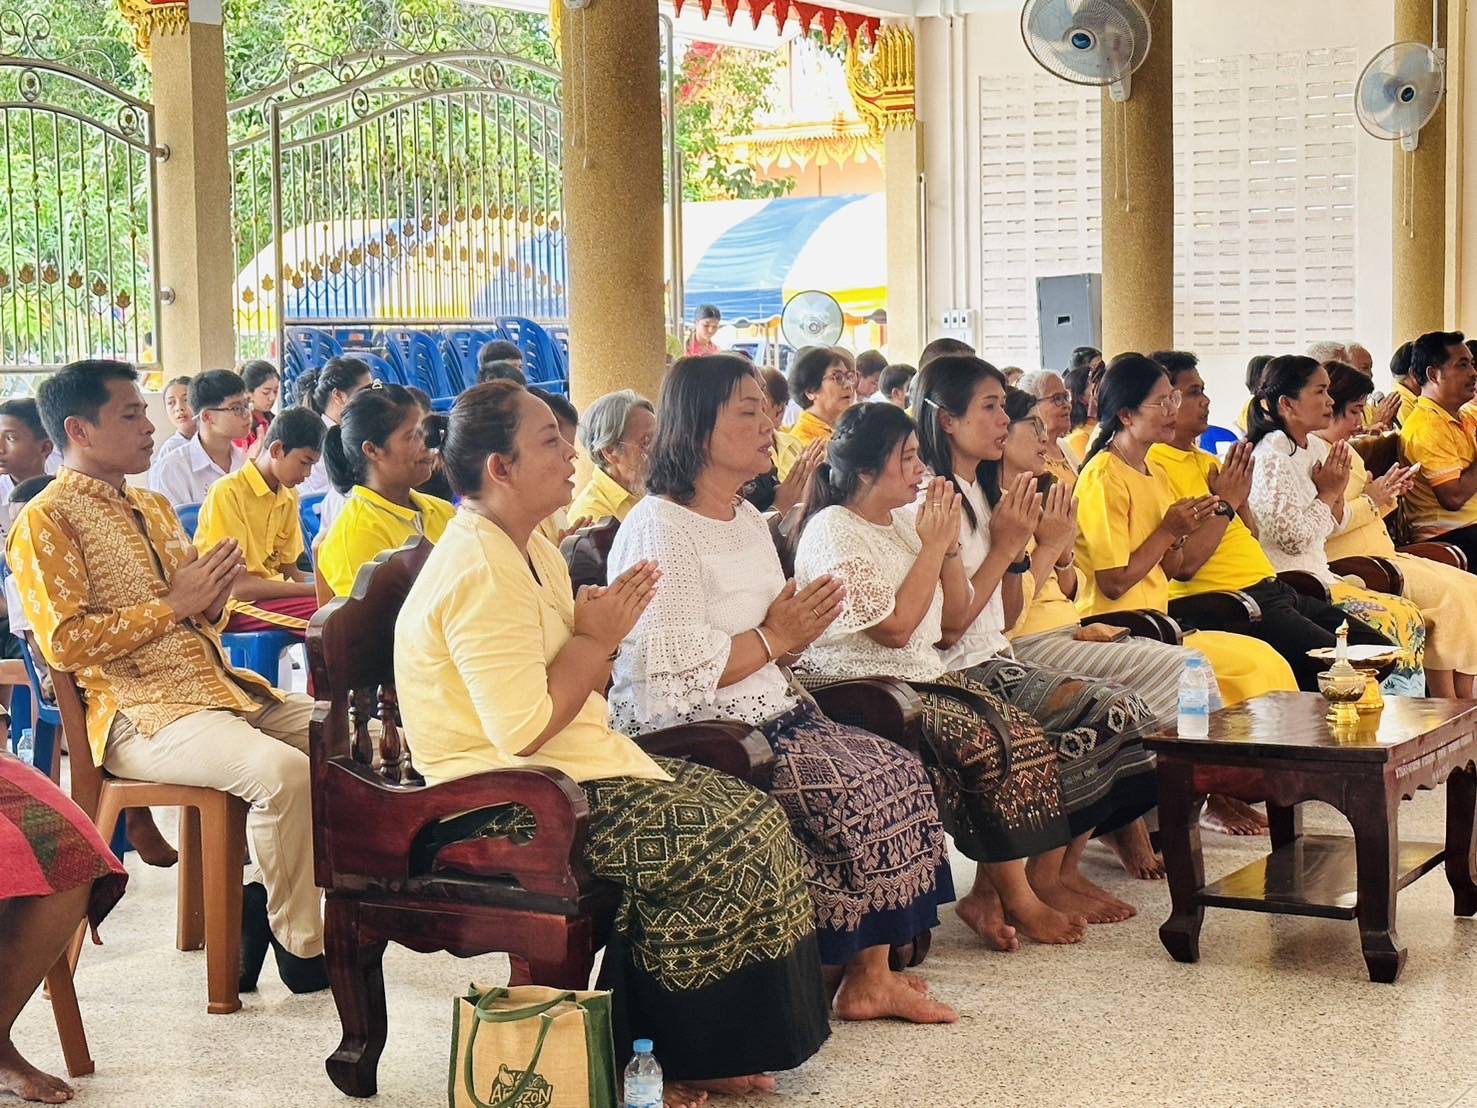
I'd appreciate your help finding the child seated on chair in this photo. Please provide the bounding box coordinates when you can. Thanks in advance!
[194,407,325,636]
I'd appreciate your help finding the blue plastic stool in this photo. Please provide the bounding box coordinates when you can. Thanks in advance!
[222,629,299,685]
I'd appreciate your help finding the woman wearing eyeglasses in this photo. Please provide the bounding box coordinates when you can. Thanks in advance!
[570,390,655,525]
[1246,356,1428,695]
[1015,370,1079,486]
[787,346,859,448]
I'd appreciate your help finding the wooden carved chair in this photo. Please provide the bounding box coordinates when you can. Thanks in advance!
[559,516,621,592]
[306,537,775,1098]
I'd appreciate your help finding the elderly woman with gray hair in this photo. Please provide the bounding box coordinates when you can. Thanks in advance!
[1017,369,1081,482]
[570,389,656,524]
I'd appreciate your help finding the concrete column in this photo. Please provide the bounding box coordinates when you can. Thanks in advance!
[884,124,926,363]
[1393,0,1450,340]
[1099,0,1173,356]
[560,0,666,409]
[148,5,236,375]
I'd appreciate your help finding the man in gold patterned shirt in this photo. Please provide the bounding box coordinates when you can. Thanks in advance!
[6,360,327,993]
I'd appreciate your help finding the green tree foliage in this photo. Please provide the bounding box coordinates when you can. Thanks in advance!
[675,42,793,202]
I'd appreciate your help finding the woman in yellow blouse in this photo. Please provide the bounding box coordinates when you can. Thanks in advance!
[317,383,455,596]
[393,380,828,1096]
[1072,355,1309,703]
[786,345,857,447]
[1318,363,1477,697]
[569,389,654,524]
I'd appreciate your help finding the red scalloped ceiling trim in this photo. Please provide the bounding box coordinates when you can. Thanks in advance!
[670,0,878,44]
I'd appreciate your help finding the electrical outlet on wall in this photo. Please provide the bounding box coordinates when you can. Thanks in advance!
[939,308,976,346]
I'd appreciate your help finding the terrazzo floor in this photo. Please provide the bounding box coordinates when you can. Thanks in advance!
[14,789,1477,1108]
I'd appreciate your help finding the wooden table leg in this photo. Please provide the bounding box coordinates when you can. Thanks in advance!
[1444,763,1477,917]
[1156,757,1207,964]
[1346,774,1405,983]
[1267,802,1303,849]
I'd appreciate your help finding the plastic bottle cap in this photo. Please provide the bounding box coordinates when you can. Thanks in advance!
[633,1039,653,1054]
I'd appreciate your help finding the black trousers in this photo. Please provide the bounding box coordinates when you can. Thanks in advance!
[1425,521,1477,571]
[1179,577,1393,692]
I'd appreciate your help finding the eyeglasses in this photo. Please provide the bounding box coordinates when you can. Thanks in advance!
[1139,390,1184,414]
[1039,391,1071,408]
[824,369,858,386]
[618,439,654,455]
[208,402,252,417]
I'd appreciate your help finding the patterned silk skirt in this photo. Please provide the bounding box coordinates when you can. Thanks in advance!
[428,756,829,1082]
[928,656,1159,841]
[1,755,127,925]
[1328,580,1427,696]
[761,700,954,966]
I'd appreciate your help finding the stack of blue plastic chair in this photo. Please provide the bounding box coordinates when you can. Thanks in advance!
[441,328,496,391]
[497,317,569,395]
[283,328,343,393]
[384,330,458,400]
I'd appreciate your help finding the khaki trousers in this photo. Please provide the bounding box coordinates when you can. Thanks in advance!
[105,694,323,958]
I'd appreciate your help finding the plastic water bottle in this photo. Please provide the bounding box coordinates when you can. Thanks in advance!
[623,1039,662,1108]
[1178,656,1212,738]
[14,727,33,767]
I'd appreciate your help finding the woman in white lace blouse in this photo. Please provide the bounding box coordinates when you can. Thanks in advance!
[794,402,1153,948]
[912,357,1189,898]
[608,356,957,1025]
[1246,355,1427,696]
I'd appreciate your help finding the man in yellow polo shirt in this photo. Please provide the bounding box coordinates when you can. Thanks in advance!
[1399,330,1477,565]
[1148,355,1387,692]
[194,407,324,634]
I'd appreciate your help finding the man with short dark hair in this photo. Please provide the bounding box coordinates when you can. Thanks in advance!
[917,336,975,371]
[1400,330,1477,565]
[149,369,250,506]
[877,364,916,407]
[477,339,523,376]
[477,359,528,387]
[0,397,59,516]
[194,407,325,635]
[9,359,327,992]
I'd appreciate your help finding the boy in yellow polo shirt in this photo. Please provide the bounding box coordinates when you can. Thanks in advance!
[194,406,324,634]
[1399,330,1477,565]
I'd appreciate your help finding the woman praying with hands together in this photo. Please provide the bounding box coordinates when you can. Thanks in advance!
[609,356,958,1026]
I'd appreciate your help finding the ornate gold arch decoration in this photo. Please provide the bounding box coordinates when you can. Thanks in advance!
[117,0,189,53]
[845,25,915,136]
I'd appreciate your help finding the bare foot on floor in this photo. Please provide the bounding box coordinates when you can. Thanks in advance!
[663,1082,710,1107]
[955,891,1019,952]
[834,971,958,1024]
[1031,879,1127,925]
[1057,869,1136,922]
[0,1041,74,1103]
[898,973,931,995]
[1103,820,1166,880]
[689,1075,778,1096]
[1003,894,1087,945]
[1201,795,1268,836]
[125,809,179,868]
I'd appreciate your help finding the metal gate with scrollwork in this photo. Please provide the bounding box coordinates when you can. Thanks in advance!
[227,11,565,363]
[0,9,164,384]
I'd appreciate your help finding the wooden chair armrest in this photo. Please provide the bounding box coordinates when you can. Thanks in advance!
[1081,610,1182,645]
[1398,541,1468,570]
[1329,555,1404,595]
[318,760,593,899]
[806,676,924,754]
[1276,570,1330,603]
[636,720,775,789]
[1168,589,1264,628]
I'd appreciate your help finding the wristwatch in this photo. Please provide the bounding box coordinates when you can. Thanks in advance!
[1007,554,1032,574]
[1213,501,1236,519]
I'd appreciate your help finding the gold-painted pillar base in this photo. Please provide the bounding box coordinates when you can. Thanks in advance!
[560,0,667,409]
[1099,0,1173,357]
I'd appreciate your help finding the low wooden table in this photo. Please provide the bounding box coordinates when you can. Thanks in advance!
[1144,692,1477,983]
